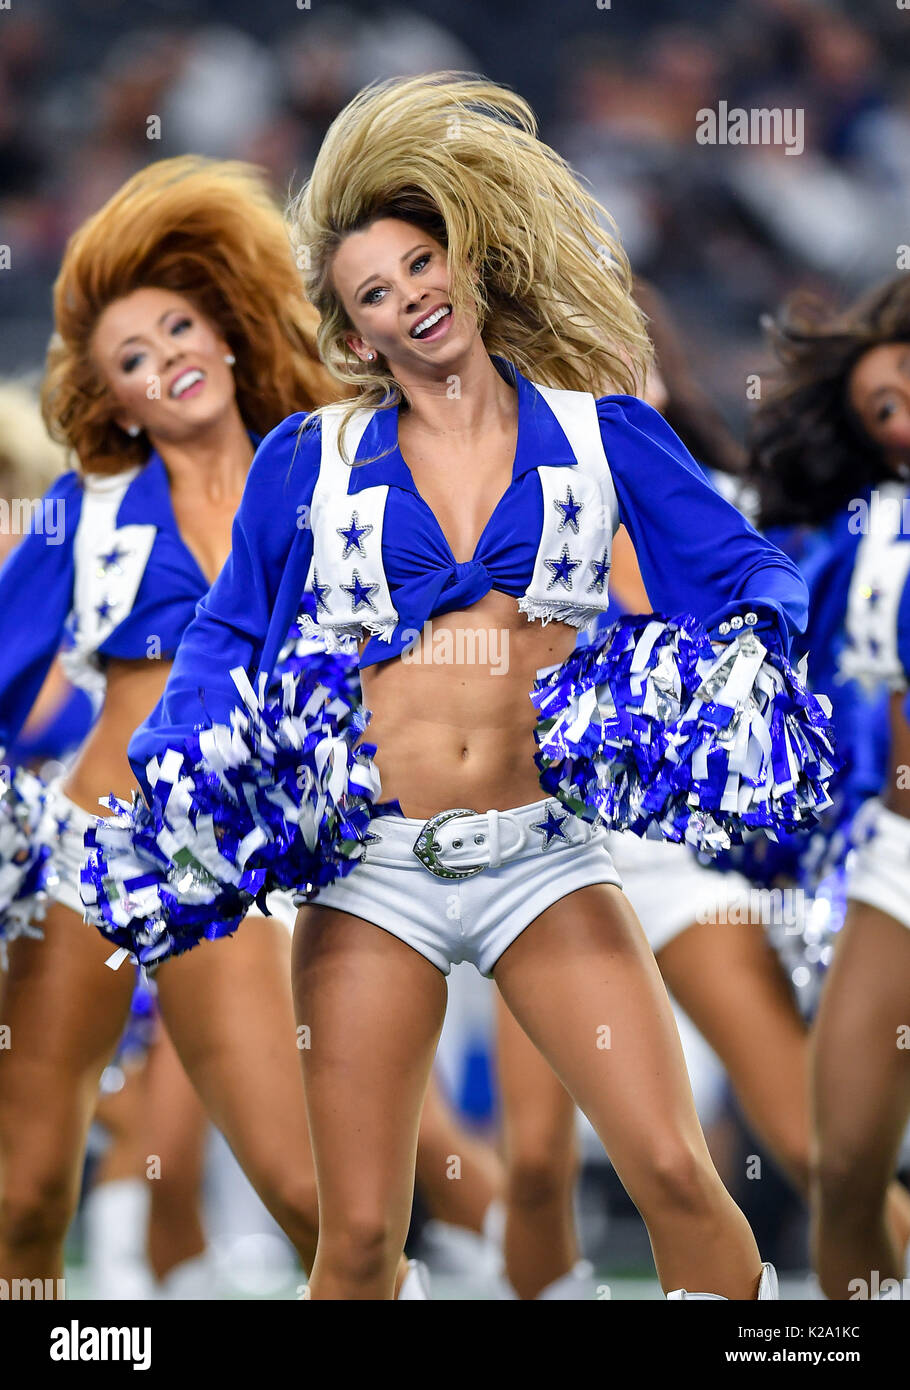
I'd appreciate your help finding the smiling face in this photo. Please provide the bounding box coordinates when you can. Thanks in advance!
[90,286,239,446]
[329,217,478,381]
[847,342,910,477]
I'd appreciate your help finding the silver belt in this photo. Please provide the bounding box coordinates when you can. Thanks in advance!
[364,803,600,879]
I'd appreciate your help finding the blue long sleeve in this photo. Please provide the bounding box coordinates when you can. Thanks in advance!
[127,414,319,798]
[0,471,82,749]
[597,397,808,657]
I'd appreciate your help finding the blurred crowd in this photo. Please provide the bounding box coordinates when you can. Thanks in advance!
[2,0,910,426]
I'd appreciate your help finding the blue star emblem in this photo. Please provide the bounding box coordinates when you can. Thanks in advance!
[544,544,581,592]
[96,597,116,623]
[311,568,333,611]
[337,511,374,559]
[587,547,611,594]
[97,544,129,575]
[554,486,583,534]
[341,569,379,613]
[531,805,569,847]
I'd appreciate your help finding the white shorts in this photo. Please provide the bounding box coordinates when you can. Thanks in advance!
[41,782,299,933]
[246,890,298,933]
[309,796,622,976]
[847,798,910,932]
[603,830,754,955]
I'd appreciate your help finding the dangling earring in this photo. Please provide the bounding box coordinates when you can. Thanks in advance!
[126,424,141,438]
[224,353,236,366]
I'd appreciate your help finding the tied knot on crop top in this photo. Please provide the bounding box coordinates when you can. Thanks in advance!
[302,355,619,664]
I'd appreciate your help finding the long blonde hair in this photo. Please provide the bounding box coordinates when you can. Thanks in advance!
[288,71,653,461]
[42,155,342,475]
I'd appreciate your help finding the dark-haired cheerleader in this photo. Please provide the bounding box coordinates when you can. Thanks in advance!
[750,273,910,1299]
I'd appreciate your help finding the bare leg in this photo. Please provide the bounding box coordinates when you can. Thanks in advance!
[154,916,320,1271]
[659,915,910,1257]
[495,990,581,1297]
[93,1057,152,1185]
[84,1054,156,1300]
[659,918,812,1193]
[144,1028,208,1281]
[0,904,135,1283]
[810,901,910,1298]
[493,884,763,1298]
[414,1072,503,1232]
[292,905,447,1299]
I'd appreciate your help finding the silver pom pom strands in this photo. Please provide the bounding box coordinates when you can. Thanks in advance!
[531,612,838,855]
[81,644,381,969]
[0,760,52,967]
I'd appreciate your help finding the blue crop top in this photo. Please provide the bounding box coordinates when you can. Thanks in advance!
[0,451,217,751]
[128,357,809,795]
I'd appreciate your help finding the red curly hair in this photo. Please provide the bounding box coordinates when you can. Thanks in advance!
[42,155,345,474]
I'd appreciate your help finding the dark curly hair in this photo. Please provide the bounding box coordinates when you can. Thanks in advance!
[747,275,910,528]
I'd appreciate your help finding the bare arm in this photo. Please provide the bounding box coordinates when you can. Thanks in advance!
[62,658,174,815]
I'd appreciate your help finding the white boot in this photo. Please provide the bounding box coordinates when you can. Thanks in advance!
[482,1198,506,1251]
[397,1259,432,1300]
[417,1217,503,1280]
[495,1258,597,1301]
[483,1197,602,1301]
[536,1258,597,1300]
[155,1250,216,1300]
[667,1261,779,1301]
[83,1178,155,1300]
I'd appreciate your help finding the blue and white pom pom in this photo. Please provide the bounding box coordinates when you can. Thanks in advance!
[0,762,51,966]
[532,612,837,855]
[81,638,380,969]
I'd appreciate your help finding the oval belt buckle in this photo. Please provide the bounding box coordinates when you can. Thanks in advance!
[412,807,486,879]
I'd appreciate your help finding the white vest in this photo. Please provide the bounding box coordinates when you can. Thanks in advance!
[304,383,619,651]
[60,469,157,701]
[840,481,910,692]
